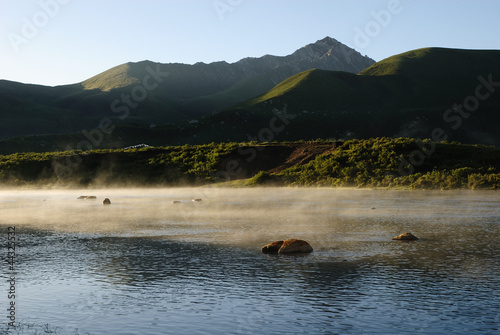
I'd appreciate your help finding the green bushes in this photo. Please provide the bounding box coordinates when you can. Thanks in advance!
[147,142,239,182]
[0,138,499,189]
[277,138,500,189]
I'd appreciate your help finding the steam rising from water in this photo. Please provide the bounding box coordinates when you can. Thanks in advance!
[1,187,499,259]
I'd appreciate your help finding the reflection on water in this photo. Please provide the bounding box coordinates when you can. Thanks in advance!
[0,188,499,334]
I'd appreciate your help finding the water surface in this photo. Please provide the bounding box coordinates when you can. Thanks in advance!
[0,188,499,334]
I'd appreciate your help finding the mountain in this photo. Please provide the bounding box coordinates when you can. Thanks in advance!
[81,37,372,94]
[243,47,500,110]
[178,47,500,145]
[2,46,500,154]
[0,37,374,140]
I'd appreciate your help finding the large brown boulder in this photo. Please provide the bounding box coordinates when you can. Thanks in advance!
[261,239,313,254]
[261,240,284,254]
[392,232,419,241]
[279,239,313,253]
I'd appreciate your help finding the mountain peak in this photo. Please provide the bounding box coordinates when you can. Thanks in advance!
[316,36,341,45]
[286,36,374,72]
[289,36,342,60]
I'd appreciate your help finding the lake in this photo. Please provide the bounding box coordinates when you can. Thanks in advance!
[0,188,499,334]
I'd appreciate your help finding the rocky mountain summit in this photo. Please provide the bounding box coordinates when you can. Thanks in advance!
[285,36,373,72]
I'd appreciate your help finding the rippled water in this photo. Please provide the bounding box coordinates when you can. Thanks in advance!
[0,188,499,334]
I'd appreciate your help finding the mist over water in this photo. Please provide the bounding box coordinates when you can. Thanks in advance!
[1,188,499,334]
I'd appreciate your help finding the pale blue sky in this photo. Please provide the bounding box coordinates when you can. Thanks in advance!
[1,0,499,86]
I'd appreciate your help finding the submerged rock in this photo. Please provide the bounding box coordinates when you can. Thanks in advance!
[78,196,96,199]
[103,198,111,205]
[392,232,419,241]
[192,198,202,202]
[261,239,313,254]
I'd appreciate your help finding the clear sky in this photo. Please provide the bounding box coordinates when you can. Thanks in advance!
[1,0,499,86]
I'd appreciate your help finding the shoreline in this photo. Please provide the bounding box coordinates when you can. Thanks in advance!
[0,138,499,190]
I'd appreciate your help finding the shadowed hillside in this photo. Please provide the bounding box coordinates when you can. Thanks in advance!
[0,37,373,140]
[2,46,500,152]
[194,48,500,146]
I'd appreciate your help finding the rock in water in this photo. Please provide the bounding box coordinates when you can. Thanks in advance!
[392,232,419,241]
[103,198,111,205]
[278,239,313,254]
[261,239,313,254]
[261,240,284,254]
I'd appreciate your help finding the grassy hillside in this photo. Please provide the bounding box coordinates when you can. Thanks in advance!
[81,63,141,91]
[1,47,500,150]
[1,138,499,190]
[240,69,407,110]
[242,48,500,111]
[360,47,500,107]
[360,47,500,78]
[208,48,500,146]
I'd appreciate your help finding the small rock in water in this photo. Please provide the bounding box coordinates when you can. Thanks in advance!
[261,239,313,254]
[103,198,111,205]
[192,198,202,202]
[172,200,181,204]
[78,196,96,200]
[392,232,419,241]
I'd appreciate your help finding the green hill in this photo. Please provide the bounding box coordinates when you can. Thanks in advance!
[360,47,500,107]
[1,47,500,153]
[81,63,141,91]
[194,48,500,146]
[243,48,500,111]
[241,69,404,110]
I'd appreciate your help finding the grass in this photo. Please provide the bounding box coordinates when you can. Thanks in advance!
[81,63,141,91]
[0,138,499,190]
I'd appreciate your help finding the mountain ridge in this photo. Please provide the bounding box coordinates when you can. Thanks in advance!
[80,36,373,93]
[0,36,375,139]
[2,44,500,153]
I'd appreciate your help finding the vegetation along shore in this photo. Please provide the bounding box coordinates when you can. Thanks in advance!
[0,137,499,190]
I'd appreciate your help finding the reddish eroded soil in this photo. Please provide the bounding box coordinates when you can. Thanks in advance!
[216,142,342,180]
[268,142,341,173]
